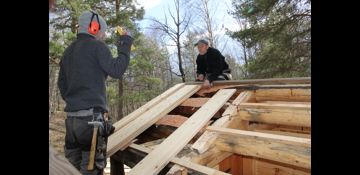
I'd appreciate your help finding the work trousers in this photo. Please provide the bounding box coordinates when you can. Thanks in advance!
[64,114,105,175]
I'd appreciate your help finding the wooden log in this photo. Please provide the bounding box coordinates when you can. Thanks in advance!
[239,103,311,127]
[185,77,311,86]
[248,122,279,131]
[255,88,311,102]
[127,89,236,175]
[106,85,201,158]
[49,144,81,175]
[206,126,311,169]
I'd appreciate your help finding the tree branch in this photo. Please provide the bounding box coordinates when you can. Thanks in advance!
[49,57,59,65]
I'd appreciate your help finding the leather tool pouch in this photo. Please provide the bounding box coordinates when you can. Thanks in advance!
[104,117,115,137]
[95,135,107,169]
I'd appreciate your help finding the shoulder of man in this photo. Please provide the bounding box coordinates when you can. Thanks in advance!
[208,47,222,55]
[209,47,220,52]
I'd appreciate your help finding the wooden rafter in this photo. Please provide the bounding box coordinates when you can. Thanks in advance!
[127,89,236,175]
[207,126,311,169]
[107,84,201,158]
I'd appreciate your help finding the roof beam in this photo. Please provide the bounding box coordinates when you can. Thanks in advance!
[127,89,236,175]
[206,126,311,169]
[107,84,201,158]
[113,83,185,132]
[239,103,311,127]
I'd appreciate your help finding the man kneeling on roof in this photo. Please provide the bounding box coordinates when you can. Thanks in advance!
[194,39,232,88]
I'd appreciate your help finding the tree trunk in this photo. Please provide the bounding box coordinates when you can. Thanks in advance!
[117,78,124,121]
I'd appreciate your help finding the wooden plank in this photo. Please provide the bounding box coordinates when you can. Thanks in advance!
[207,126,311,169]
[166,146,231,174]
[254,129,311,139]
[129,144,231,175]
[239,103,311,127]
[205,152,233,168]
[106,84,201,158]
[113,83,185,132]
[49,144,82,175]
[179,98,210,107]
[242,156,254,175]
[127,89,236,175]
[191,91,253,154]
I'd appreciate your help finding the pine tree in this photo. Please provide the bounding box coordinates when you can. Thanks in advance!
[228,0,311,78]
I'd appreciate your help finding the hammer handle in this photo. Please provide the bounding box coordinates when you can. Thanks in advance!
[87,127,98,170]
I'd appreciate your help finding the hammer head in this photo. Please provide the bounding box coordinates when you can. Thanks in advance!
[88,121,103,128]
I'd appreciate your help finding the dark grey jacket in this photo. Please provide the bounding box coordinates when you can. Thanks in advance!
[58,33,134,112]
[196,47,229,83]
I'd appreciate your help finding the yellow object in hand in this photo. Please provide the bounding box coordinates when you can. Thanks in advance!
[116,26,135,51]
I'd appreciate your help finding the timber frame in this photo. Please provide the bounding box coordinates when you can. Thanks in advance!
[109,77,311,175]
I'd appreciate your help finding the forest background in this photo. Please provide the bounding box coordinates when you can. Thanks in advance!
[49,0,310,127]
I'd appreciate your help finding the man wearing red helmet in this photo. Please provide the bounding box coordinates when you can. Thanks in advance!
[57,11,133,175]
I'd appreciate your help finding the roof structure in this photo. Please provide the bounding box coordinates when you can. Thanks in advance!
[106,77,311,175]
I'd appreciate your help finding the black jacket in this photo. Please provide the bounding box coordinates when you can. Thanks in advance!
[196,47,229,83]
[58,33,133,112]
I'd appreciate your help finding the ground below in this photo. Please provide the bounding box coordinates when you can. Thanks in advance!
[49,111,67,155]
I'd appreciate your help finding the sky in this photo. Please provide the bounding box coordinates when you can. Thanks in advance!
[136,0,165,10]
[136,0,240,32]
[135,0,241,51]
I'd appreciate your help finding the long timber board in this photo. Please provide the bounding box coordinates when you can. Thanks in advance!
[127,89,236,175]
[106,84,201,158]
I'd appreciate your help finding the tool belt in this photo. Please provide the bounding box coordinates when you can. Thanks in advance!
[92,108,115,170]
[92,108,114,137]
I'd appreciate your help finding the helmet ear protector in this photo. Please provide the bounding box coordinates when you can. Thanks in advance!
[88,11,101,35]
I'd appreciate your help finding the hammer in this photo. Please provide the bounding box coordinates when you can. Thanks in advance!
[87,121,103,170]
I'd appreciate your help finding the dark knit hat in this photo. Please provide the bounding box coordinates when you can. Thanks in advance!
[78,11,107,37]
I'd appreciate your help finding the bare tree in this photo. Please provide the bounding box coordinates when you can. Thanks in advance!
[189,0,228,49]
[147,0,192,82]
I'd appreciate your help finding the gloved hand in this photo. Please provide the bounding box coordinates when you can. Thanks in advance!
[119,35,134,55]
